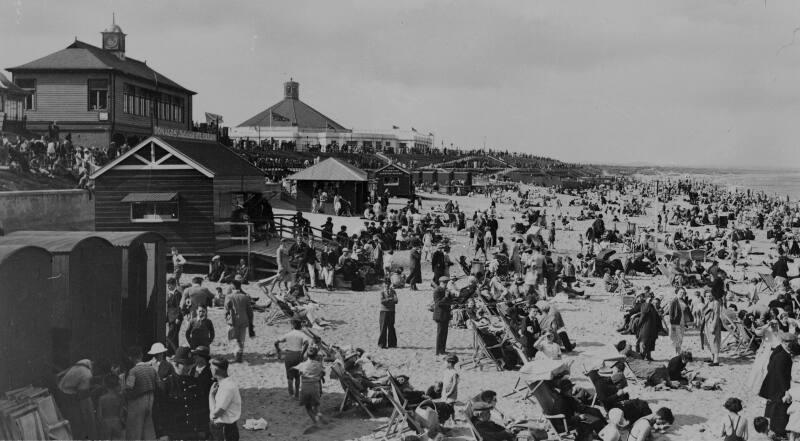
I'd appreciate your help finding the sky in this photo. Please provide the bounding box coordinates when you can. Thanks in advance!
[2,0,800,168]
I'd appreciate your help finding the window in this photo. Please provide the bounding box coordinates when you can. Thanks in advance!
[15,79,35,110]
[131,201,179,222]
[383,176,400,186]
[123,84,135,114]
[88,79,108,110]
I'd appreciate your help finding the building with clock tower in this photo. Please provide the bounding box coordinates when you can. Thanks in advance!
[7,19,195,148]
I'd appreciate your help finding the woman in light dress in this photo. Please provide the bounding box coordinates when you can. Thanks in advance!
[747,317,785,393]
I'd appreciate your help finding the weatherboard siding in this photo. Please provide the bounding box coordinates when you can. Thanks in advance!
[15,72,112,123]
[112,73,192,131]
[213,176,268,220]
[94,169,215,255]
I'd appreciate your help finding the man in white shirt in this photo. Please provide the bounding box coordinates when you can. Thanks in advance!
[209,358,241,441]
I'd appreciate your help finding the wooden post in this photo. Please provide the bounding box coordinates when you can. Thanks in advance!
[247,223,252,282]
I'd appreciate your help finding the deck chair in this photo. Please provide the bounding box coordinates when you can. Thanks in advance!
[498,314,532,363]
[329,363,376,418]
[379,373,425,438]
[466,416,484,441]
[757,273,779,296]
[466,320,505,371]
[720,313,755,356]
[524,380,575,440]
[620,294,636,311]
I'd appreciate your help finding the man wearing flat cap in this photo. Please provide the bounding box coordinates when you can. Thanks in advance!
[433,275,453,355]
[164,347,208,440]
[759,331,796,438]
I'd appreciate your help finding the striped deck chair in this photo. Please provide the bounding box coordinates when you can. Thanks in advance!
[757,273,779,296]
[329,363,375,418]
[466,320,504,371]
[377,371,426,438]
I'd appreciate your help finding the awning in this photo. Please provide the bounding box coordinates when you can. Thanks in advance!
[120,192,178,203]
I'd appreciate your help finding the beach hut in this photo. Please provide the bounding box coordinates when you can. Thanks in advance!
[0,233,121,368]
[374,163,414,198]
[287,157,369,216]
[7,231,168,349]
[0,245,53,392]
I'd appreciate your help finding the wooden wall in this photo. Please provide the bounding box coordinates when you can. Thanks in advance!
[112,73,192,131]
[94,169,215,255]
[13,72,111,123]
[213,176,269,221]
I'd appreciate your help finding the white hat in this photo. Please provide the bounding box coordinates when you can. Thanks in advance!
[148,342,168,355]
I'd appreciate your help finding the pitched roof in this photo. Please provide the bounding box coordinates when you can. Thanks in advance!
[375,163,410,175]
[7,40,194,94]
[287,157,367,182]
[91,136,264,179]
[238,96,348,131]
[0,72,29,96]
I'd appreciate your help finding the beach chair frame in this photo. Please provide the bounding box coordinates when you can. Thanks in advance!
[466,320,505,371]
[619,294,636,311]
[379,373,425,438]
[329,364,376,419]
[720,314,754,357]
[497,314,532,363]
[525,380,575,440]
[757,273,779,296]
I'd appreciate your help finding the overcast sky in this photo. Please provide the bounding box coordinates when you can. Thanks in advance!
[3,0,800,167]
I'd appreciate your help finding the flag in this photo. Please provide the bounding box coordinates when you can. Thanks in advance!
[428,132,433,136]
[205,112,223,125]
[392,125,399,129]
[411,127,417,132]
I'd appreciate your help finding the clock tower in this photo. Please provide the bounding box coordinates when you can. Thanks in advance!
[101,16,126,59]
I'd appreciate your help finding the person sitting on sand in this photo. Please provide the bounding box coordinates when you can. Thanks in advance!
[534,331,562,360]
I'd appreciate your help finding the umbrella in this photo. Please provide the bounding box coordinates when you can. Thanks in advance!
[596,248,616,260]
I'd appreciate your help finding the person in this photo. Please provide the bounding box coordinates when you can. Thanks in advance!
[166,277,184,354]
[759,332,795,438]
[668,288,689,354]
[538,302,574,352]
[787,387,800,441]
[719,397,748,441]
[186,305,215,350]
[272,238,294,293]
[208,255,225,282]
[165,347,209,440]
[190,346,214,401]
[275,320,311,398]
[471,404,515,441]
[209,357,242,441]
[628,407,675,441]
[598,408,628,441]
[57,359,97,440]
[97,375,124,440]
[666,351,693,384]
[292,346,327,425]
[702,293,724,366]
[378,277,398,348]
[747,318,783,393]
[433,276,452,355]
[225,280,254,363]
[124,346,157,440]
[407,243,422,290]
[148,343,175,438]
[636,297,661,361]
[235,258,249,283]
[534,331,562,360]
[442,354,459,404]
[181,277,215,318]
[171,247,186,284]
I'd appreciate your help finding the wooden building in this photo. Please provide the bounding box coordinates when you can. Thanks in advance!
[0,72,29,136]
[6,20,194,147]
[7,230,167,349]
[91,135,266,256]
[287,158,368,215]
[0,234,121,367]
[0,245,53,392]
[374,163,414,198]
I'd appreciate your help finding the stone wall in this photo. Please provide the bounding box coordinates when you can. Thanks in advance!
[0,189,94,233]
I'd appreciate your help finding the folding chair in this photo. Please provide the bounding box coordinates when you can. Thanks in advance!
[498,314,532,363]
[525,380,576,440]
[466,416,484,441]
[329,363,375,418]
[379,373,425,438]
[620,294,636,311]
[757,273,779,296]
[466,320,505,371]
[721,313,754,357]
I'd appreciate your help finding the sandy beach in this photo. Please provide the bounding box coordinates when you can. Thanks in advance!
[184,186,796,441]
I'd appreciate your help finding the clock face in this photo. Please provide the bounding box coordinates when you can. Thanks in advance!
[104,35,119,49]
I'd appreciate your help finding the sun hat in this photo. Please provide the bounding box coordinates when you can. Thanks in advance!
[147,342,168,355]
[445,354,459,363]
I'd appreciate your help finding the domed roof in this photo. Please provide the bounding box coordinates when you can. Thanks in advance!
[104,23,123,33]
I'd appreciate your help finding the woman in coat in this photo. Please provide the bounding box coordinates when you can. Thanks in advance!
[406,244,422,290]
[636,301,662,361]
[701,293,723,366]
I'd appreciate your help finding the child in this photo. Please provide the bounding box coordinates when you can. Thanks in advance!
[442,354,460,404]
[425,381,443,400]
[719,397,748,441]
[97,375,125,440]
[293,346,326,425]
[213,287,225,307]
[787,388,800,440]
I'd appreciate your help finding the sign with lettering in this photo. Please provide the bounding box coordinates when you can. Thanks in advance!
[154,126,217,142]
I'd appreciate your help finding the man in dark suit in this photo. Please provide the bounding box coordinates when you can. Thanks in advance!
[407,244,422,290]
[759,332,795,438]
[431,243,447,283]
[433,276,452,355]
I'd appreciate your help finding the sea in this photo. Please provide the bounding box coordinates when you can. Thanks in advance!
[632,167,800,202]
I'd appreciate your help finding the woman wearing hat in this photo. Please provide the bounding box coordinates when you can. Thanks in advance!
[598,408,628,441]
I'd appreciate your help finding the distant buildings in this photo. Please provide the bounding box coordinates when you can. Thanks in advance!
[231,80,434,153]
[7,20,194,147]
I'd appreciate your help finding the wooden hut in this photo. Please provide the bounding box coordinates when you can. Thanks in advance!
[287,158,368,216]
[0,233,121,368]
[91,135,266,256]
[0,245,53,392]
[374,163,414,198]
